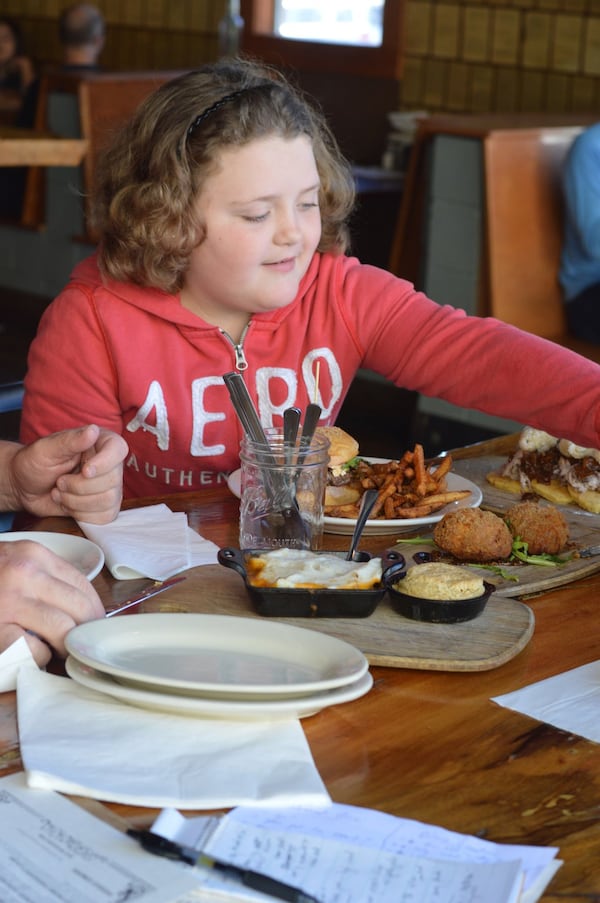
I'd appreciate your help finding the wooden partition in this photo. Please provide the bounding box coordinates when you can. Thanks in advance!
[483,128,576,340]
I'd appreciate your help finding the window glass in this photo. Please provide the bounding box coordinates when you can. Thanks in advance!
[273,1,384,47]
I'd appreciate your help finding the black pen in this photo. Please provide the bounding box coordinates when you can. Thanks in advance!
[127,828,322,903]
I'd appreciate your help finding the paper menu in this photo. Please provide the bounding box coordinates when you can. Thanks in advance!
[154,804,561,903]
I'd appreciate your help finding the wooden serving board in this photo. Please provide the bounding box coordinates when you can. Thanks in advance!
[254,596,534,672]
[151,564,535,672]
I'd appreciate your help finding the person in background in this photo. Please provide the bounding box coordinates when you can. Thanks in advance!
[559,122,600,344]
[19,59,600,498]
[58,2,105,71]
[0,423,127,665]
[0,16,35,119]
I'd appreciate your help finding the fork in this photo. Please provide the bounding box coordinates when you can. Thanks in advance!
[577,545,600,558]
[223,372,309,546]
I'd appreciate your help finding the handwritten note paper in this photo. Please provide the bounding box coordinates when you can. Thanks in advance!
[204,818,523,903]
[154,804,562,903]
[220,804,560,903]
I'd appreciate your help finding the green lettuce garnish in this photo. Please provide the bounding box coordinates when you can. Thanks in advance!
[510,538,572,567]
[393,534,573,575]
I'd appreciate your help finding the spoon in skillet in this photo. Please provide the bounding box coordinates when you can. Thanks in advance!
[345,489,379,561]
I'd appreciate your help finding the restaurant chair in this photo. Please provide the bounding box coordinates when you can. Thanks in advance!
[77,71,187,241]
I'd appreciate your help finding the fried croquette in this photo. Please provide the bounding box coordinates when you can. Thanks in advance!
[433,508,513,562]
[504,500,569,555]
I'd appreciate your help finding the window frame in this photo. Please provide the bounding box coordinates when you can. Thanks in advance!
[239,1,405,80]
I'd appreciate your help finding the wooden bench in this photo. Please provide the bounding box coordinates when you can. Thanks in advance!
[483,125,600,364]
[388,114,600,365]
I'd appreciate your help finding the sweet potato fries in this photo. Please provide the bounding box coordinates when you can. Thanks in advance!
[325,444,471,520]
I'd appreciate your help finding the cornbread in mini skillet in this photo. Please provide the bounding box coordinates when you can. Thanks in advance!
[387,561,493,623]
[399,562,484,600]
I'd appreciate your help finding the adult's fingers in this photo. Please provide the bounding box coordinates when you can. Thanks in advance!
[0,623,52,667]
[0,541,105,654]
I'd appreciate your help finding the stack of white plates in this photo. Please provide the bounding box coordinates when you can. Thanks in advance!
[64,613,372,719]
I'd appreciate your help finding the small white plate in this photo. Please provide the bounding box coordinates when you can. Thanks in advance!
[65,613,368,699]
[65,656,373,720]
[0,531,104,580]
[227,463,482,536]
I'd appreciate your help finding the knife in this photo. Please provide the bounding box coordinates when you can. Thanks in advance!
[104,575,186,618]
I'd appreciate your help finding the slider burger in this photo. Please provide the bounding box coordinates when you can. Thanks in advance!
[487,426,600,513]
[315,426,362,508]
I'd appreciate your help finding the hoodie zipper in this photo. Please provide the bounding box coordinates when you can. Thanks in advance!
[220,322,250,371]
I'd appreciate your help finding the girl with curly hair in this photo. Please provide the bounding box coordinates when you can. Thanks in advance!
[21,58,600,498]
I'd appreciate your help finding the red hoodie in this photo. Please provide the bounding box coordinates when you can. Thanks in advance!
[21,251,600,498]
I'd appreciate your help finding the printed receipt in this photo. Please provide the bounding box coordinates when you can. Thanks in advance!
[0,773,200,903]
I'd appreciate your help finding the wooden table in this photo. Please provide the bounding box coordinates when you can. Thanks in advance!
[2,435,600,901]
[0,127,87,166]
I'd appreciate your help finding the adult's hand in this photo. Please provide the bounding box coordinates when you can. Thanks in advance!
[5,425,127,523]
[0,540,105,666]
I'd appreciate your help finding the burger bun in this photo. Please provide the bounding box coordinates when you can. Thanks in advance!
[316,426,359,467]
[324,484,361,508]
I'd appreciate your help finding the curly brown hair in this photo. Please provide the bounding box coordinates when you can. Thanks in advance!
[94,57,356,293]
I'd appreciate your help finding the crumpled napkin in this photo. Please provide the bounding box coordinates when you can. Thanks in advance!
[16,666,330,810]
[78,504,220,579]
[492,660,600,743]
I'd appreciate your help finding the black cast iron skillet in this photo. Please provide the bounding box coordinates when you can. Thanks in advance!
[218,547,405,618]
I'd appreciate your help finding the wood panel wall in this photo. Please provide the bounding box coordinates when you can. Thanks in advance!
[6,0,599,161]
[401,0,600,113]
[3,0,225,71]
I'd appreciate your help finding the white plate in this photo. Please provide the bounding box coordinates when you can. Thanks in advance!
[0,531,104,580]
[65,656,373,720]
[227,461,482,536]
[65,613,368,699]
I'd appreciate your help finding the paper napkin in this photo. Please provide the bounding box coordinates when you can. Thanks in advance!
[16,666,330,810]
[78,504,220,580]
[492,659,600,743]
[0,636,38,692]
